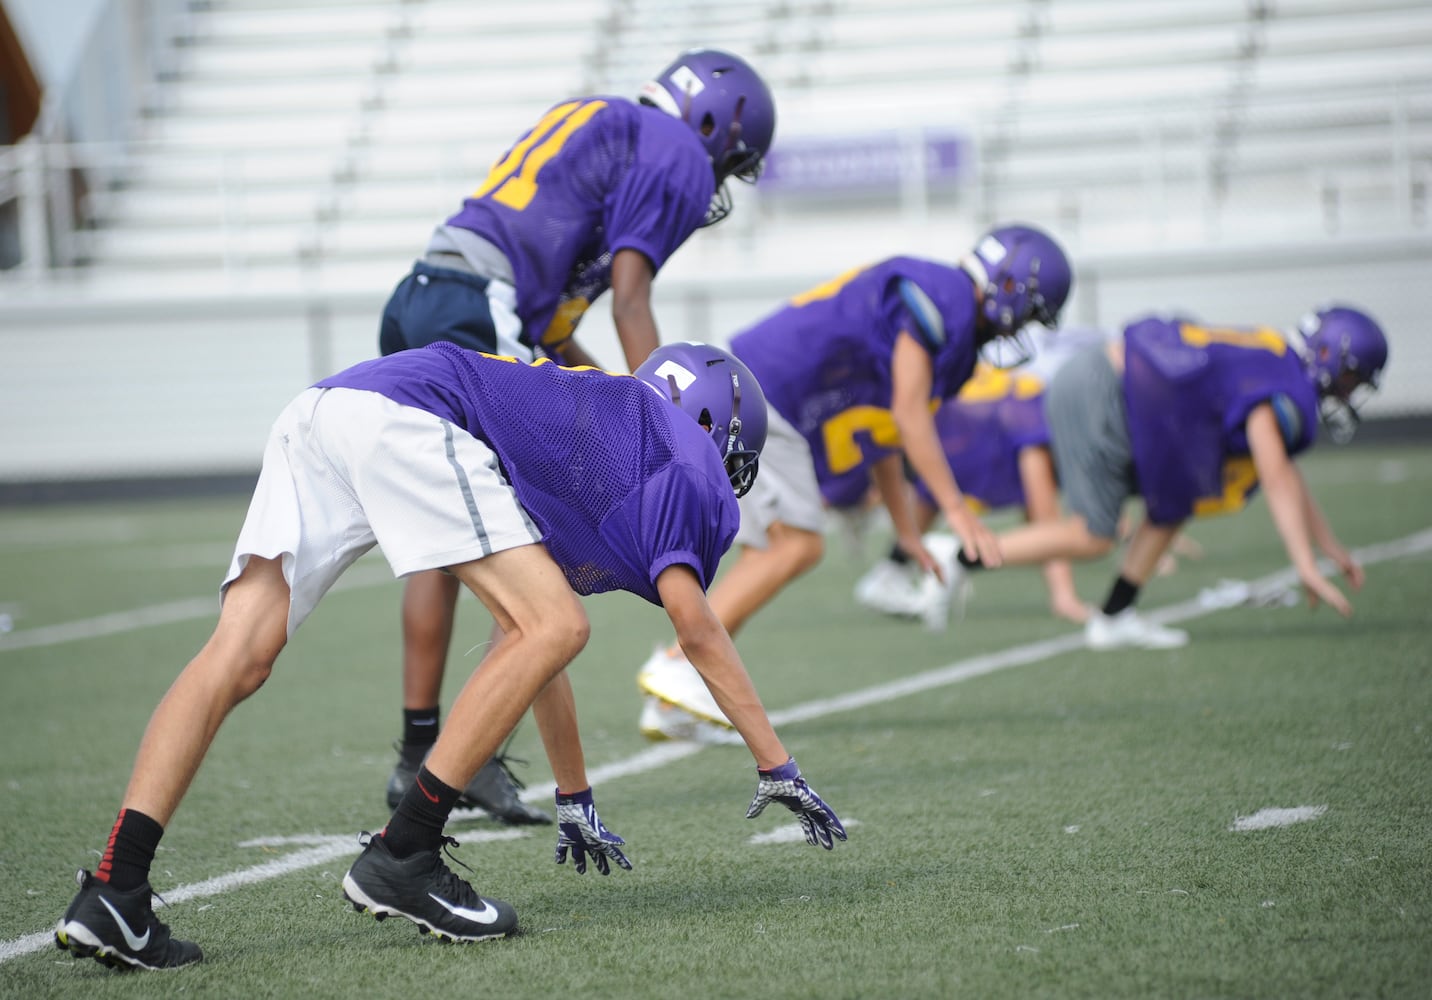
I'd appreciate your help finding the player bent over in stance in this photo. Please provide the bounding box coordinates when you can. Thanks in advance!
[375,48,777,824]
[637,224,1073,741]
[841,357,1094,629]
[952,305,1388,650]
[55,341,844,971]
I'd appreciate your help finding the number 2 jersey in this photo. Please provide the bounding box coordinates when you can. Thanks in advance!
[438,98,715,352]
[316,343,738,604]
[730,257,983,491]
[1123,316,1320,524]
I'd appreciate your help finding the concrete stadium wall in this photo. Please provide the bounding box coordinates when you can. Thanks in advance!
[1,238,1428,485]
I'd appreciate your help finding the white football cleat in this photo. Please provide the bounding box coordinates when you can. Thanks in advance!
[852,559,926,618]
[638,696,742,745]
[636,647,733,728]
[916,532,970,632]
[1084,608,1190,650]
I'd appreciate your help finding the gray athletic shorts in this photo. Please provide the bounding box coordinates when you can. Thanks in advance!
[1044,346,1136,540]
[734,407,826,548]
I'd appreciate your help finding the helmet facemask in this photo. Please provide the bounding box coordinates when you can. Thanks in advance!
[662,367,761,497]
[962,226,1071,369]
[1297,306,1388,444]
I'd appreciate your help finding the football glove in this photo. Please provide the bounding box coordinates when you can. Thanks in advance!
[554,787,631,875]
[745,757,847,849]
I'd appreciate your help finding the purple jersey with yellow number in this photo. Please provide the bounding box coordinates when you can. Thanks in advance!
[444,98,713,351]
[915,365,1050,512]
[1123,316,1320,524]
[731,257,982,490]
[316,343,737,604]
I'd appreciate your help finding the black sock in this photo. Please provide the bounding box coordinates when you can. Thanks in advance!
[96,808,164,891]
[887,543,911,566]
[382,765,461,858]
[1102,575,1140,616]
[957,548,984,570]
[400,707,440,759]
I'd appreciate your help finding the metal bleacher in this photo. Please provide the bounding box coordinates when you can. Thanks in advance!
[68,0,599,281]
[35,0,1432,281]
[1,0,1429,486]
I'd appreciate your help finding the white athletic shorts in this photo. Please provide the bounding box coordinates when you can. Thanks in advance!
[223,387,542,637]
[734,407,827,549]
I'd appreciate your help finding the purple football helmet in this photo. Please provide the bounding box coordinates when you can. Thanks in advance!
[639,48,776,226]
[634,342,768,497]
[961,223,1073,368]
[1296,304,1389,442]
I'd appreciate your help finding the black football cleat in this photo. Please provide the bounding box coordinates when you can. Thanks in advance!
[341,833,517,942]
[386,745,552,825]
[54,869,202,971]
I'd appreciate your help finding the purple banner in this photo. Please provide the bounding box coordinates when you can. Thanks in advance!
[759,132,970,193]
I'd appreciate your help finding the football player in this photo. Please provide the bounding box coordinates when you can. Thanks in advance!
[375,50,776,821]
[843,353,1097,630]
[636,224,1073,740]
[55,341,844,971]
[951,305,1389,650]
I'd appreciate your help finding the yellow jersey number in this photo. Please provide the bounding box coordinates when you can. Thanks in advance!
[473,100,608,212]
[1178,322,1287,356]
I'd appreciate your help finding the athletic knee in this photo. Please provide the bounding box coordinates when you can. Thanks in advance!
[774,526,825,577]
[527,602,590,665]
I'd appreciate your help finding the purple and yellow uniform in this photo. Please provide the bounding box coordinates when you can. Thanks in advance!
[441,98,714,352]
[1123,317,1319,525]
[317,343,737,604]
[917,365,1049,512]
[731,257,982,495]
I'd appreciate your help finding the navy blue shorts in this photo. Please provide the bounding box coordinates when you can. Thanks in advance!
[379,261,500,357]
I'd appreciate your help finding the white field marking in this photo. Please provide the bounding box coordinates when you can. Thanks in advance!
[1229,805,1329,832]
[5,527,1431,964]
[748,819,861,845]
[0,828,533,964]
[0,563,394,654]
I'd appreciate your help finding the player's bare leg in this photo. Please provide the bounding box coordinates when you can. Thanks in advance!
[57,556,289,970]
[387,569,551,823]
[399,570,459,708]
[344,544,586,943]
[638,522,822,735]
[122,556,291,825]
[706,522,825,639]
[1085,518,1190,650]
[425,546,590,791]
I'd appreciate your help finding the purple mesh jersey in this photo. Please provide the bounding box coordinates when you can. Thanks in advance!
[914,365,1050,512]
[732,257,982,490]
[444,98,714,351]
[1123,317,1320,524]
[316,343,738,603]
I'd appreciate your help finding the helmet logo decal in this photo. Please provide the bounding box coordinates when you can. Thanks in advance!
[652,359,698,392]
[669,65,705,97]
[976,235,1008,264]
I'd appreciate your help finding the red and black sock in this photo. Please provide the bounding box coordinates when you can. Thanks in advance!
[95,808,163,891]
[381,765,460,858]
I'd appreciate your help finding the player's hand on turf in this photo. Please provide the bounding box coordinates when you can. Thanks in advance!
[745,758,847,849]
[1299,569,1353,618]
[947,504,1002,569]
[555,787,631,875]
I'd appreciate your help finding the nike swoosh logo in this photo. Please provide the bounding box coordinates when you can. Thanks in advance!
[415,776,440,803]
[428,893,501,925]
[99,896,151,951]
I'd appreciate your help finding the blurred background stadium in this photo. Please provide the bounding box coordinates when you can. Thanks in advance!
[1,0,1429,493]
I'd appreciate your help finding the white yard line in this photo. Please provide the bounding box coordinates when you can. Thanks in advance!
[4,527,1430,963]
[0,564,394,653]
